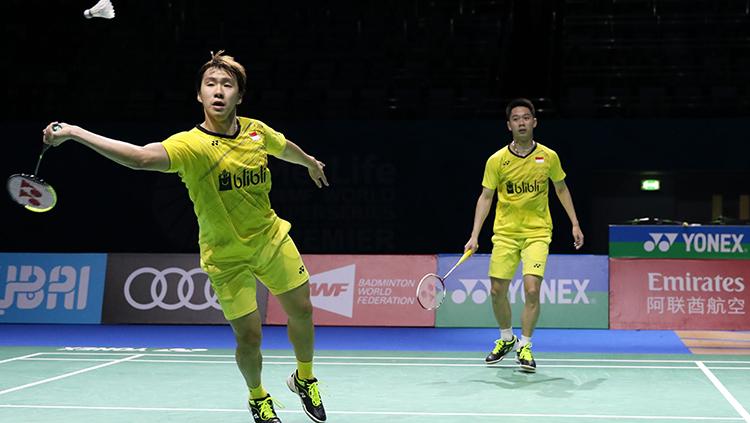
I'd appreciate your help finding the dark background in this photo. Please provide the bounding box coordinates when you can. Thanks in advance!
[2,0,749,256]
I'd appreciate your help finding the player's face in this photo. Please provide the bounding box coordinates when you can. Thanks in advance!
[197,68,242,118]
[506,106,537,142]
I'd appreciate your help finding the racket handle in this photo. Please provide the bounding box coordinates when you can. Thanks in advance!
[456,249,474,266]
[443,249,474,280]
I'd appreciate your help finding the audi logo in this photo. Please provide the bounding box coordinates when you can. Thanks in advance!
[124,267,221,311]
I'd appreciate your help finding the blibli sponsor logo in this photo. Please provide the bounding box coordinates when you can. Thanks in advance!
[218,166,268,191]
[505,180,542,195]
[644,232,745,254]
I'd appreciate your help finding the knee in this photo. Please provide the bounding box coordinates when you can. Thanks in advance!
[286,299,313,321]
[235,328,262,350]
[524,286,540,304]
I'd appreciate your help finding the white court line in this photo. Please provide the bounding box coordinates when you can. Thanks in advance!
[40,352,750,364]
[0,354,143,396]
[13,357,714,369]
[0,352,43,364]
[696,361,750,423]
[0,404,742,421]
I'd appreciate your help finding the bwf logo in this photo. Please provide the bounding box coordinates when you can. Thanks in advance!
[309,265,356,318]
[643,233,679,252]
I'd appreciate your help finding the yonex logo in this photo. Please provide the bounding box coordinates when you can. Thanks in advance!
[211,140,220,146]
[450,279,491,304]
[643,233,679,252]
[644,232,745,254]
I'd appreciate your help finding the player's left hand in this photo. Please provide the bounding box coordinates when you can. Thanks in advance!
[572,225,584,250]
[307,158,329,188]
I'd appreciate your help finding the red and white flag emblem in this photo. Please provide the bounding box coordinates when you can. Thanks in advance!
[249,131,261,141]
[535,156,544,163]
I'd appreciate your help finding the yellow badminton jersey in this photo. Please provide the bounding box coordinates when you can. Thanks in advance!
[482,142,566,237]
[161,117,290,266]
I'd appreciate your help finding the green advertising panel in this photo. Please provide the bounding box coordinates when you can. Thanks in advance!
[435,255,609,328]
[609,225,750,259]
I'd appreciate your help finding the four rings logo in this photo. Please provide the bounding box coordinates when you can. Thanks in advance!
[124,267,220,311]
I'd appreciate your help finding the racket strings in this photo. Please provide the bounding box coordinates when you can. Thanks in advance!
[417,274,445,310]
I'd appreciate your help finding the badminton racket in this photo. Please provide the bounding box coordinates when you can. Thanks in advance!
[416,249,474,310]
[7,124,59,212]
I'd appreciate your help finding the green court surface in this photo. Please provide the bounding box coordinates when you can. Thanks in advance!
[1,347,749,422]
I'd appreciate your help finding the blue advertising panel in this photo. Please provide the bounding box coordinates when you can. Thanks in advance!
[0,253,107,323]
[436,254,609,328]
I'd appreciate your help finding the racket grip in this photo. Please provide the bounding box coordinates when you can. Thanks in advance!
[457,249,474,265]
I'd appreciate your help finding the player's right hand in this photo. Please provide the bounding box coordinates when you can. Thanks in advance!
[464,238,479,254]
[42,122,74,147]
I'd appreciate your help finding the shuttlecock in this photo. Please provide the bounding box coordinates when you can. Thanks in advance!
[84,0,115,19]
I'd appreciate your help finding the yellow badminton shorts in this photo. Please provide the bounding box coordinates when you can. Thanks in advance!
[204,234,310,321]
[488,234,552,280]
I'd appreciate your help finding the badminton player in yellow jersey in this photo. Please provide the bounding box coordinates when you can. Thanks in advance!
[464,98,584,373]
[43,51,327,423]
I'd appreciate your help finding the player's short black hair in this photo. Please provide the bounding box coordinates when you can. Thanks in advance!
[196,50,247,97]
[505,98,536,120]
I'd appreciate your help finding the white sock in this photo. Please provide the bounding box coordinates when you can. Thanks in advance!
[500,328,514,342]
[518,335,532,348]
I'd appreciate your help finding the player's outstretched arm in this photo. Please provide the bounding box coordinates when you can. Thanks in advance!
[276,140,329,188]
[552,179,584,249]
[42,122,169,172]
[465,187,495,252]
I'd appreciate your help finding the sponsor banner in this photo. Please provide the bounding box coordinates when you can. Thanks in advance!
[609,225,750,259]
[436,254,609,328]
[265,255,435,326]
[610,259,750,330]
[0,253,107,324]
[103,254,268,324]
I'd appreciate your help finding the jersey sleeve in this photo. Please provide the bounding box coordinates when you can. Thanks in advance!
[548,150,566,182]
[256,120,288,156]
[481,155,500,190]
[161,132,194,174]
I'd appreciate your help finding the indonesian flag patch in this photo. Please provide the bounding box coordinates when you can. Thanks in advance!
[535,156,544,163]
[249,131,261,141]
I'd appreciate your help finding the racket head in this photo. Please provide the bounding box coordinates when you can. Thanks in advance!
[7,173,57,212]
[416,273,446,310]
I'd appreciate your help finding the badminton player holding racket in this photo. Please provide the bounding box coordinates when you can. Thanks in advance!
[43,51,327,423]
[464,98,584,373]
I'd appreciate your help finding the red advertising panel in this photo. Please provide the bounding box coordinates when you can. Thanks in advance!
[610,259,749,329]
[266,255,435,326]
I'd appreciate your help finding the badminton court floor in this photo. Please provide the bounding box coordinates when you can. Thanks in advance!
[0,326,748,422]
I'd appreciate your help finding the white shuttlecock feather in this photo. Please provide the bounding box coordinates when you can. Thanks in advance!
[84,0,115,19]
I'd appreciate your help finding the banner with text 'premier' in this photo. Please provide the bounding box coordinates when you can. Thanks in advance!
[435,254,608,328]
[0,253,107,323]
[609,225,750,259]
[265,255,435,326]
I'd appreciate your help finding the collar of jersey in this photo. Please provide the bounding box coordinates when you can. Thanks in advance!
[508,141,538,159]
[195,118,242,139]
